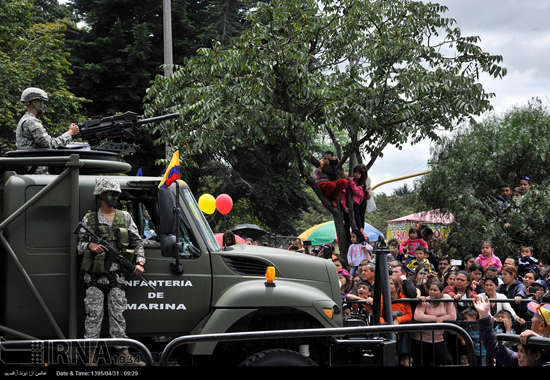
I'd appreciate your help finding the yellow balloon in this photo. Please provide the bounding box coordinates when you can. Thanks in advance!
[198,194,216,214]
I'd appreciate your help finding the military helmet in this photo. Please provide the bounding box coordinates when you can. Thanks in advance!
[20,87,49,104]
[93,178,122,196]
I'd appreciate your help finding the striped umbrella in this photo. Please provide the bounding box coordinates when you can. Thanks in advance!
[298,221,384,245]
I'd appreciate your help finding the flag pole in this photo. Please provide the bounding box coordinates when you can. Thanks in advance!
[171,178,184,275]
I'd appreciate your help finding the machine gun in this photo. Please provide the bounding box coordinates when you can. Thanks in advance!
[78,111,179,154]
[73,222,156,290]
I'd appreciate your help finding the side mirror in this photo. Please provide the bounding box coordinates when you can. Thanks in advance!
[158,188,176,235]
[160,235,178,258]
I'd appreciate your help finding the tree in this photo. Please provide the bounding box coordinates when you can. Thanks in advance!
[418,100,550,264]
[144,0,506,253]
[63,0,260,175]
[0,0,85,155]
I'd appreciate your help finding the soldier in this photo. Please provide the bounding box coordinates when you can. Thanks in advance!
[16,87,79,172]
[77,178,146,367]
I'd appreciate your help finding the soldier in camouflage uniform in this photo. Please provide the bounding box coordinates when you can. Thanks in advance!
[16,87,79,173]
[77,178,146,367]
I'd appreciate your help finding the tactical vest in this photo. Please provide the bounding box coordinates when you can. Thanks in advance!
[80,210,135,275]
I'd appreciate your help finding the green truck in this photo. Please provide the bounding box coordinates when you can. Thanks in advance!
[0,143,405,367]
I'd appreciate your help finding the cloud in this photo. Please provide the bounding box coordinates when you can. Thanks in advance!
[371,0,550,195]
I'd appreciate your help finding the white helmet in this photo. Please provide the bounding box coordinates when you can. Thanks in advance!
[20,87,49,104]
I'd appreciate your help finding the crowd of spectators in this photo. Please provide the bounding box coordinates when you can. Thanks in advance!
[286,226,550,367]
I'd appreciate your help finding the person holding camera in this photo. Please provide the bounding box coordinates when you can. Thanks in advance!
[311,151,348,207]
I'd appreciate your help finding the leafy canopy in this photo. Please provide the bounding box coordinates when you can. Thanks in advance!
[144,0,506,248]
[418,100,550,264]
[145,0,505,164]
[0,0,85,154]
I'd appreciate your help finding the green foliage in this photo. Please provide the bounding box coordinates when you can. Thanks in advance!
[185,144,317,236]
[418,100,550,264]
[64,0,260,175]
[0,0,85,154]
[144,0,505,250]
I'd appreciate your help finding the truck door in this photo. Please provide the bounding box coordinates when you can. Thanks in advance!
[122,186,215,337]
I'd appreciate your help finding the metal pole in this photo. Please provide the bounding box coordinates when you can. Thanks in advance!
[371,171,431,191]
[163,0,173,78]
[163,0,174,161]
[67,155,81,339]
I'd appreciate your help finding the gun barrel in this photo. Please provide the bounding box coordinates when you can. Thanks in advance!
[136,113,179,126]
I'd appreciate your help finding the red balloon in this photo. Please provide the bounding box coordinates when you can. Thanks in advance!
[216,194,233,215]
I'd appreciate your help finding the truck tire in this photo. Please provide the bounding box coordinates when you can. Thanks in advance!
[239,349,317,366]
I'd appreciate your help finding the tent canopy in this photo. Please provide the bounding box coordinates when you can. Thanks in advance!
[298,221,384,246]
[387,209,453,224]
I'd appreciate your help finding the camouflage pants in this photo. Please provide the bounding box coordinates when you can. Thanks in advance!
[83,273,128,350]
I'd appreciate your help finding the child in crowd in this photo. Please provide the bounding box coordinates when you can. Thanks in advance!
[512,187,524,199]
[338,269,354,301]
[342,304,351,317]
[443,270,457,290]
[341,164,367,235]
[518,245,539,276]
[468,262,485,294]
[406,247,436,274]
[347,229,372,277]
[494,309,516,335]
[475,241,503,273]
[389,240,400,260]
[399,353,413,366]
[463,308,487,366]
[494,310,517,348]
[399,226,429,266]
[484,265,503,285]
[346,281,374,320]
[519,175,532,192]
[312,151,348,207]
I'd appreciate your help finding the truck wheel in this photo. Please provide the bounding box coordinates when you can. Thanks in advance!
[239,349,317,366]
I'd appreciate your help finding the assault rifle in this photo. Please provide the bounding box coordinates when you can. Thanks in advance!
[73,222,156,290]
[78,111,179,154]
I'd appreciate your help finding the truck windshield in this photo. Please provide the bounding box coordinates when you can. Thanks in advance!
[179,186,221,252]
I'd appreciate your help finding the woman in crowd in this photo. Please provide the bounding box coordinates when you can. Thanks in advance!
[380,275,413,325]
[444,270,477,319]
[412,280,457,365]
[477,274,525,325]
[498,265,527,318]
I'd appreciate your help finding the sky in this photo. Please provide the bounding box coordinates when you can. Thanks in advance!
[368,0,550,195]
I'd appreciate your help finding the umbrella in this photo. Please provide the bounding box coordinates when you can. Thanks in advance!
[214,233,246,246]
[298,221,384,246]
[231,224,267,241]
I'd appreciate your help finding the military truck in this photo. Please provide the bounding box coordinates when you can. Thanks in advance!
[0,135,409,367]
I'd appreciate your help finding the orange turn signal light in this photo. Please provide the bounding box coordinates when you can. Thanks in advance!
[265,266,276,283]
[323,308,333,319]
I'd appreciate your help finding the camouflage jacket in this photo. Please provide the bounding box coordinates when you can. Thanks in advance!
[16,111,72,150]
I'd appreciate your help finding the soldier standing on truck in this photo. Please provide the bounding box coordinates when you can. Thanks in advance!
[16,87,80,173]
[77,177,146,367]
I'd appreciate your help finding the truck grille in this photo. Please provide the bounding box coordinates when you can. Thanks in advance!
[222,256,275,277]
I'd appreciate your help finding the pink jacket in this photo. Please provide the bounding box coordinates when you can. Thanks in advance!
[341,180,365,209]
[399,238,428,256]
[412,294,457,343]
[475,253,502,272]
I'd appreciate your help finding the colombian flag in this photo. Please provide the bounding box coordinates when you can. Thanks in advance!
[158,150,180,189]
